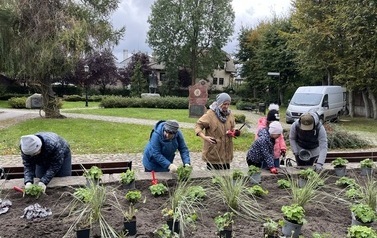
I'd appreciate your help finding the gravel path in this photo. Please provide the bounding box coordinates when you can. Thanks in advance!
[1,107,376,171]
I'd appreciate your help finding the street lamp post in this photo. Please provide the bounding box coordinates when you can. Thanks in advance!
[84,64,89,107]
[267,72,280,104]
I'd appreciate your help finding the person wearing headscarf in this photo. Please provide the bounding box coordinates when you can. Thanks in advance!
[143,120,191,172]
[195,93,238,170]
[255,105,287,167]
[20,132,72,192]
[289,112,327,172]
[246,121,283,174]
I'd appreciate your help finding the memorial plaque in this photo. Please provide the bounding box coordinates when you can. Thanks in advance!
[189,80,208,118]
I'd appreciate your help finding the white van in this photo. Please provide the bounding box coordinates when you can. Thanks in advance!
[285,86,346,124]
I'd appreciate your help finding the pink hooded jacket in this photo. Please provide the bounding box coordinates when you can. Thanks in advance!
[255,117,286,159]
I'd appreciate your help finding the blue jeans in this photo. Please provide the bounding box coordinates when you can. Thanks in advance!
[260,159,280,169]
[36,151,72,178]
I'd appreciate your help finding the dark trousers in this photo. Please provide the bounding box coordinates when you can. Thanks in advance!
[207,163,230,170]
[295,155,318,166]
[36,151,72,178]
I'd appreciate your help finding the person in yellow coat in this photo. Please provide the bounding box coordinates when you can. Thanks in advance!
[195,93,239,170]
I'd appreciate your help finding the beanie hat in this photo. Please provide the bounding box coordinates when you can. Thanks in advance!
[267,109,280,122]
[20,135,42,156]
[164,120,179,133]
[216,93,231,105]
[268,103,279,111]
[268,121,283,135]
[300,113,314,130]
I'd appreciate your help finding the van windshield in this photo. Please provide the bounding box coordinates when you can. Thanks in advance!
[290,93,322,106]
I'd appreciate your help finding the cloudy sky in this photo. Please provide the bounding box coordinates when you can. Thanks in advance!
[111,0,292,62]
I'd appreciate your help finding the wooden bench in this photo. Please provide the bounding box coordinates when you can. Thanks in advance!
[325,151,377,163]
[2,161,132,180]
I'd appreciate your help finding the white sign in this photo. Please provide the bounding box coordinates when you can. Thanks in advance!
[267,72,280,76]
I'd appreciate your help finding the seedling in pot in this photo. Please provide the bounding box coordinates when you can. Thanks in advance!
[331,157,348,168]
[125,190,142,203]
[351,203,376,223]
[24,184,44,199]
[347,225,377,238]
[120,169,136,185]
[214,211,233,232]
[149,183,168,196]
[247,185,269,197]
[281,203,306,225]
[83,166,103,180]
[232,169,244,180]
[277,179,291,189]
[360,158,374,168]
[247,165,261,175]
[263,218,279,237]
[176,165,193,182]
[335,177,357,188]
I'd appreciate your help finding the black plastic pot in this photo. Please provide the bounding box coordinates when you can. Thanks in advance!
[124,218,137,236]
[76,228,90,238]
[166,219,180,234]
[219,229,232,238]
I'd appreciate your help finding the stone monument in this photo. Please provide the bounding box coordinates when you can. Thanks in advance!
[188,80,208,118]
[25,93,43,109]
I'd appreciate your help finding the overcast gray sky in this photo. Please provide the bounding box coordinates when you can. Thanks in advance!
[111,0,292,62]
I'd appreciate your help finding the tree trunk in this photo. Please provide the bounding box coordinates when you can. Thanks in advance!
[348,89,354,118]
[367,88,377,119]
[40,84,65,119]
[361,90,370,118]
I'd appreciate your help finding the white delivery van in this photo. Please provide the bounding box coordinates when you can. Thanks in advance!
[285,86,346,124]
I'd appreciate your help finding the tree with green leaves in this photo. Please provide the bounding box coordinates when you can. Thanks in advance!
[147,0,235,86]
[130,61,148,97]
[0,0,124,118]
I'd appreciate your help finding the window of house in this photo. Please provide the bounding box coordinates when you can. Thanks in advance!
[160,73,165,81]
[213,78,218,85]
[219,78,224,85]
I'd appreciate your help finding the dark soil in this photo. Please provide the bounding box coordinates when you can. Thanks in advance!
[1,169,376,238]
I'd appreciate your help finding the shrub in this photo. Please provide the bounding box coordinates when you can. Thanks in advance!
[176,165,192,182]
[8,97,27,108]
[100,96,188,109]
[325,123,371,149]
[234,114,246,123]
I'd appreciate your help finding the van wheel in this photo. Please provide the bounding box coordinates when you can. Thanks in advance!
[334,113,340,123]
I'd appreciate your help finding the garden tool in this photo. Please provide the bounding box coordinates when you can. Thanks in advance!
[151,170,158,185]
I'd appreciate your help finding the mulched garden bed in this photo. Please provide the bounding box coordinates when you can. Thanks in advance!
[1,168,376,238]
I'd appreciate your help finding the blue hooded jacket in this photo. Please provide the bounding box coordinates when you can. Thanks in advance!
[142,121,190,172]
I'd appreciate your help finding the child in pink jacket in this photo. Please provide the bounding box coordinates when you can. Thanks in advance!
[255,104,286,167]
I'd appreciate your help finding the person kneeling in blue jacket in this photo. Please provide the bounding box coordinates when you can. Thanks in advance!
[20,132,72,193]
[143,120,191,173]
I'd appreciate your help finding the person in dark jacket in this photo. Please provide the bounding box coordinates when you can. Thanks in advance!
[246,121,283,174]
[20,132,72,192]
[142,120,191,172]
[289,112,327,172]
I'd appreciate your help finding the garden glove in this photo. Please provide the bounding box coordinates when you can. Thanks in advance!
[25,182,33,190]
[314,163,323,173]
[184,164,191,167]
[269,167,278,174]
[234,129,241,137]
[38,182,47,193]
[168,164,178,173]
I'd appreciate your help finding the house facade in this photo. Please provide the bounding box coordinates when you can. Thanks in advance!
[117,50,236,91]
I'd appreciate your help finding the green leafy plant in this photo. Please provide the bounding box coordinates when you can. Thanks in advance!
[120,169,135,184]
[153,224,179,238]
[331,157,348,168]
[176,165,193,181]
[73,187,92,203]
[360,158,374,168]
[335,177,357,188]
[351,203,376,223]
[24,184,44,199]
[263,218,279,237]
[186,185,206,201]
[125,190,142,203]
[347,225,377,238]
[298,168,318,180]
[346,187,363,200]
[83,166,103,180]
[312,232,332,238]
[232,169,244,180]
[248,165,261,175]
[281,203,306,225]
[247,185,268,197]
[358,176,377,211]
[277,179,291,189]
[214,211,233,232]
[149,183,168,196]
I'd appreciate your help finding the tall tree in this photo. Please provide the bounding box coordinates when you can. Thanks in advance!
[147,0,235,86]
[0,0,124,117]
[120,52,151,94]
